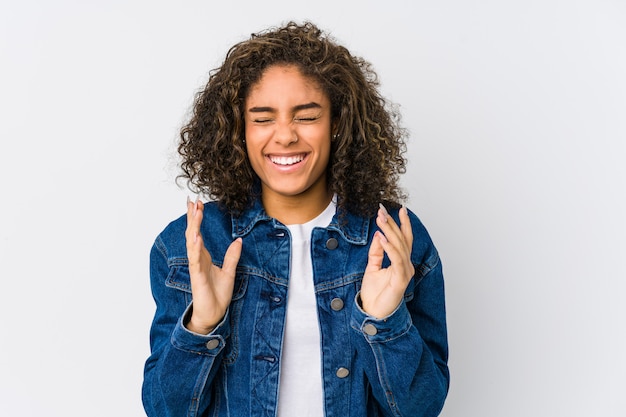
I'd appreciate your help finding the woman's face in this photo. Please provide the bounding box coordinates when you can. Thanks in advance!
[244,64,332,206]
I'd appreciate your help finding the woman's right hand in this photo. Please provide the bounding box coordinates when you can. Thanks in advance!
[184,198,243,335]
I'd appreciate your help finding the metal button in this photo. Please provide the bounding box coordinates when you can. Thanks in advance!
[330,298,344,311]
[325,238,339,250]
[336,367,350,378]
[206,339,220,349]
[363,324,378,336]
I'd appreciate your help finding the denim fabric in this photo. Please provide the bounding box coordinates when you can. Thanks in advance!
[142,198,449,417]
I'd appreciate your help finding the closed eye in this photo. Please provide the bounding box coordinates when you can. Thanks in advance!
[294,115,320,123]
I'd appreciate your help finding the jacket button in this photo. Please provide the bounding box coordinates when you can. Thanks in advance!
[363,324,378,336]
[336,367,350,378]
[325,238,339,250]
[330,298,344,311]
[206,339,220,350]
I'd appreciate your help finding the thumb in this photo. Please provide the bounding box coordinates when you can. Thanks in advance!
[221,238,242,276]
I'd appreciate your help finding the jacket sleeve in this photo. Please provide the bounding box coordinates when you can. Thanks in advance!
[142,235,229,417]
[350,218,450,417]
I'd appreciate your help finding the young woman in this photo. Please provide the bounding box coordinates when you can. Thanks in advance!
[143,21,449,417]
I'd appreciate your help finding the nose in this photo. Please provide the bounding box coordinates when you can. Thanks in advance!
[274,119,298,146]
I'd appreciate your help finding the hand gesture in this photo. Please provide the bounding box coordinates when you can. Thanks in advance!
[185,198,242,334]
[360,204,415,319]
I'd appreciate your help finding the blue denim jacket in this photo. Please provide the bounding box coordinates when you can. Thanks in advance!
[142,199,449,417]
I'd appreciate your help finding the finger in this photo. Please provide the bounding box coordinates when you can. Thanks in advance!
[365,231,385,273]
[187,199,204,237]
[185,199,211,268]
[221,238,242,277]
[376,231,410,274]
[376,205,408,254]
[376,206,414,278]
[185,197,202,240]
[399,205,414,250]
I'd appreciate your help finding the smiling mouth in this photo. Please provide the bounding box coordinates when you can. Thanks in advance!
[268,154,306,166]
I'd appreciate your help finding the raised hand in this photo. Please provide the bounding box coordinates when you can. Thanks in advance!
[360,204,415,319]
[184,198,242,334]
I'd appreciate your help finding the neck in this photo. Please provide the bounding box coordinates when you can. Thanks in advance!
[262,185,333,225]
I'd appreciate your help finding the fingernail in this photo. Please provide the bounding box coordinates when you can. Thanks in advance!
[377,230,388,244]
[378,203,388,223]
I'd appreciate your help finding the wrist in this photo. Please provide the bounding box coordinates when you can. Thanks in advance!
[185,319,215,335]
[183,305,219,335]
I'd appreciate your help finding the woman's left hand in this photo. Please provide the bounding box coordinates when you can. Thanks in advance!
[360,204,415,319]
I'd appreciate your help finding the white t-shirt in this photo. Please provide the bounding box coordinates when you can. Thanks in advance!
[277,200,336,417]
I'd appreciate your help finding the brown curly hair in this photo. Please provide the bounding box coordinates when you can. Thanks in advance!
[178,21,407,217]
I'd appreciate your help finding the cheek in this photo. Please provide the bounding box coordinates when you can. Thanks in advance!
[244,126,267,151]
[244,118,263,141]
[243,122,254,141]
[317,131,332,158]
[243,133,267,174]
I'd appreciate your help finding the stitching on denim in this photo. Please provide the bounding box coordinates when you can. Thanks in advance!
[326,216,370,245]
[154,235,168,259]
[167,256,189,267]
[371,343,402,416]
[413,250,440,277]
[350,318,412,344]
[232,211,272,236]
[222,279,246,365]
[189,355,214,417]
[314,273,362,292]
[219,368,227,417]
[234,266,288,287]
[165,266,192,293]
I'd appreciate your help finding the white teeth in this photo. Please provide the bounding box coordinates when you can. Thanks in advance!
[270,155,304,165]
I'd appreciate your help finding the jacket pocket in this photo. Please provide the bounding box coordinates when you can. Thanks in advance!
[164,261,193,306]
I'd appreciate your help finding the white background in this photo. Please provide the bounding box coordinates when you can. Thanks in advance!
[1,1,625,416]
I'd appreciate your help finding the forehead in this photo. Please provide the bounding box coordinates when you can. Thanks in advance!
[246,65,328,104]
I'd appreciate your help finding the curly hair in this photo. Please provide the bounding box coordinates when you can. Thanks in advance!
[178,21,407,217]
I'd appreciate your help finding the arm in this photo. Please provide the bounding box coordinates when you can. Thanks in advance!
[142,199,242,417]
[355,206,449,416]
[141,236,231,417]
[352,258,449,416]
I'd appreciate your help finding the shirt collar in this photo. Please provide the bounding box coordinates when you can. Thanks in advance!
[231,197,370,245]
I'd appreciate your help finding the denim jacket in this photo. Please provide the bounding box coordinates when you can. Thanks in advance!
[142,198,449,417]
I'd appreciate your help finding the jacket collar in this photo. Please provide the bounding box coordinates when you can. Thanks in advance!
[231,197,370,245]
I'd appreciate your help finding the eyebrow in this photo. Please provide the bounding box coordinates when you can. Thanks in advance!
[247,102,322,113]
